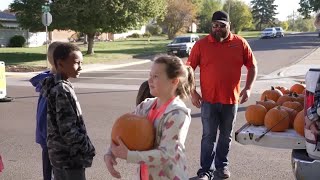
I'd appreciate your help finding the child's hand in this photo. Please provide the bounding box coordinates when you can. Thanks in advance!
[104,153,121,178]
[111,136,128,160]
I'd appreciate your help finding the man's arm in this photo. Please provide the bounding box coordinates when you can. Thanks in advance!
[245,65,258,90]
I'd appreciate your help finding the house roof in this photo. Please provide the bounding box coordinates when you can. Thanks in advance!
[0,12,17,21]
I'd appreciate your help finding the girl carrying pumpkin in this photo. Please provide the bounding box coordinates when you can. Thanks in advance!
[104,55,195,179]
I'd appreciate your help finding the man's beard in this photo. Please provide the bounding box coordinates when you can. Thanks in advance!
[210,29,228,42]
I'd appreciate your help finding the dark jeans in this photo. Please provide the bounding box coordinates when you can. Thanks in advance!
[198,102,238,174]
[41,145,53,180]
[53,167,86,180]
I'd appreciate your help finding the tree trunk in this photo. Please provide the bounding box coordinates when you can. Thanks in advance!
[167,28,176,40]
[84,34,88,44]
[87,33,95,55]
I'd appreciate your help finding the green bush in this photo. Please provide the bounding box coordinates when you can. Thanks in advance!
[142,32,152,38]
[129,33,141,38]
[146,25,162,35]
[8,35,26,47]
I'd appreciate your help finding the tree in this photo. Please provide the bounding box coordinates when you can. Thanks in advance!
[287,16,316,32]
[197,0,222,33]
[10,0,47,32]
[10,0,166,54]
[251,0,278,30]
[298,0,320,19]
[280,21,289,31]
[160,0,197,39]
[223,0,253,34]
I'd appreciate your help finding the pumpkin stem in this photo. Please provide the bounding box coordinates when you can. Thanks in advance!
[292,92,299,97]
[264,95,268,101]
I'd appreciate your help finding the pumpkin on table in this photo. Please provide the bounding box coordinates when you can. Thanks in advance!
[276,92,295,105]
[282,101,303,112]
[290,83,305,94]
[280,106,298,128]
[275,86,290,94]
[293,110,305,136]
[245,104,267,126]
[256,96,277,111]
[264,106,290,132]
[111,113,155,151]
[293,92,305,106]
[261,86,283,102]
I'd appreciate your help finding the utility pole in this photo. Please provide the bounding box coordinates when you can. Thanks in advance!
[293,10,295,30]
[228,0,231,16]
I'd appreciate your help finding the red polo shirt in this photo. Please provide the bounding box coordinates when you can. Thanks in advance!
[187,33,257,104]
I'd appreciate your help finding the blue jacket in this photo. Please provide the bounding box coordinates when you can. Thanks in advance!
[30,71,53,146]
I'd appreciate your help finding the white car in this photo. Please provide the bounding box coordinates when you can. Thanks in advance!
[167,34,199,57]
[275,27,285,37]
[261,27,277,38]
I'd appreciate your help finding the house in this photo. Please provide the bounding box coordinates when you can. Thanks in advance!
[0,11,147,46]
[0,11,19,28]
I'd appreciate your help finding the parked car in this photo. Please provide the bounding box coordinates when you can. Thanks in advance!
[261,27,277,38]
[167,34,200,57]
[275,27,284,37]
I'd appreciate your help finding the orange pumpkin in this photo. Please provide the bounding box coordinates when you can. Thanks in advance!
[261,86,283,102]
[293,110,305,136]
[256,96,277,111]
[290,83,305,94]
[275,86,290,94]
[245,104,267,126]
[293,92,305,106]
[264,106,290,132]
[111,113,155,150]
[276,93,295,105]
[282,101,303,112]
[280,106,298,128]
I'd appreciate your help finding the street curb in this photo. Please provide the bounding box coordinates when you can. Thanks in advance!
[277,46,320,77]
[6,59,151,78]
[260,46,320,81]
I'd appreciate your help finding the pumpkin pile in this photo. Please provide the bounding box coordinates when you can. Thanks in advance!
[245,83,306,136]
[111,113,155,150]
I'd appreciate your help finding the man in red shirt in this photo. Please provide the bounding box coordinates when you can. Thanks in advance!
[187,11,257,179]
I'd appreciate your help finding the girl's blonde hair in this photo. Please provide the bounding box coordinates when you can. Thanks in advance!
[47,41,63,67]
[154,55,195,99]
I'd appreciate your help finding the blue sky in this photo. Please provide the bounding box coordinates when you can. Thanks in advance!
[1,0,301,21]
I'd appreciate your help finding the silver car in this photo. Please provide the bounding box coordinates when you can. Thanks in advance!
[261,27,277,38]
[275,27,285,37]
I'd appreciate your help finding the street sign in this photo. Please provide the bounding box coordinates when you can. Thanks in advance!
[42,12,52,26]
[41,5,50,13]
[0,61,7,99]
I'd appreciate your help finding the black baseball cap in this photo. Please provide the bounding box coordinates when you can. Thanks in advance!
[212,11,229,24]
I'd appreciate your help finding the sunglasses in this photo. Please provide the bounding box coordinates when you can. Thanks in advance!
[211,23,227,29]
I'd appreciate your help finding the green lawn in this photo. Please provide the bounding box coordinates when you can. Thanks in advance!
[238,31,261,38]
[0,32,261,67]
[0,36,171,67]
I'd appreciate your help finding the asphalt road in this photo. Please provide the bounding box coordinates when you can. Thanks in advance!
[1,32,320,180]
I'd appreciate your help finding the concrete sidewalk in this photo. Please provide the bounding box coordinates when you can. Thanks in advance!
[260,46,320,83]
[5,57,152,78]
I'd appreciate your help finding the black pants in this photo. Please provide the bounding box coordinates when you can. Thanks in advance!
[52,167,86,180]
[41,145,53,180]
